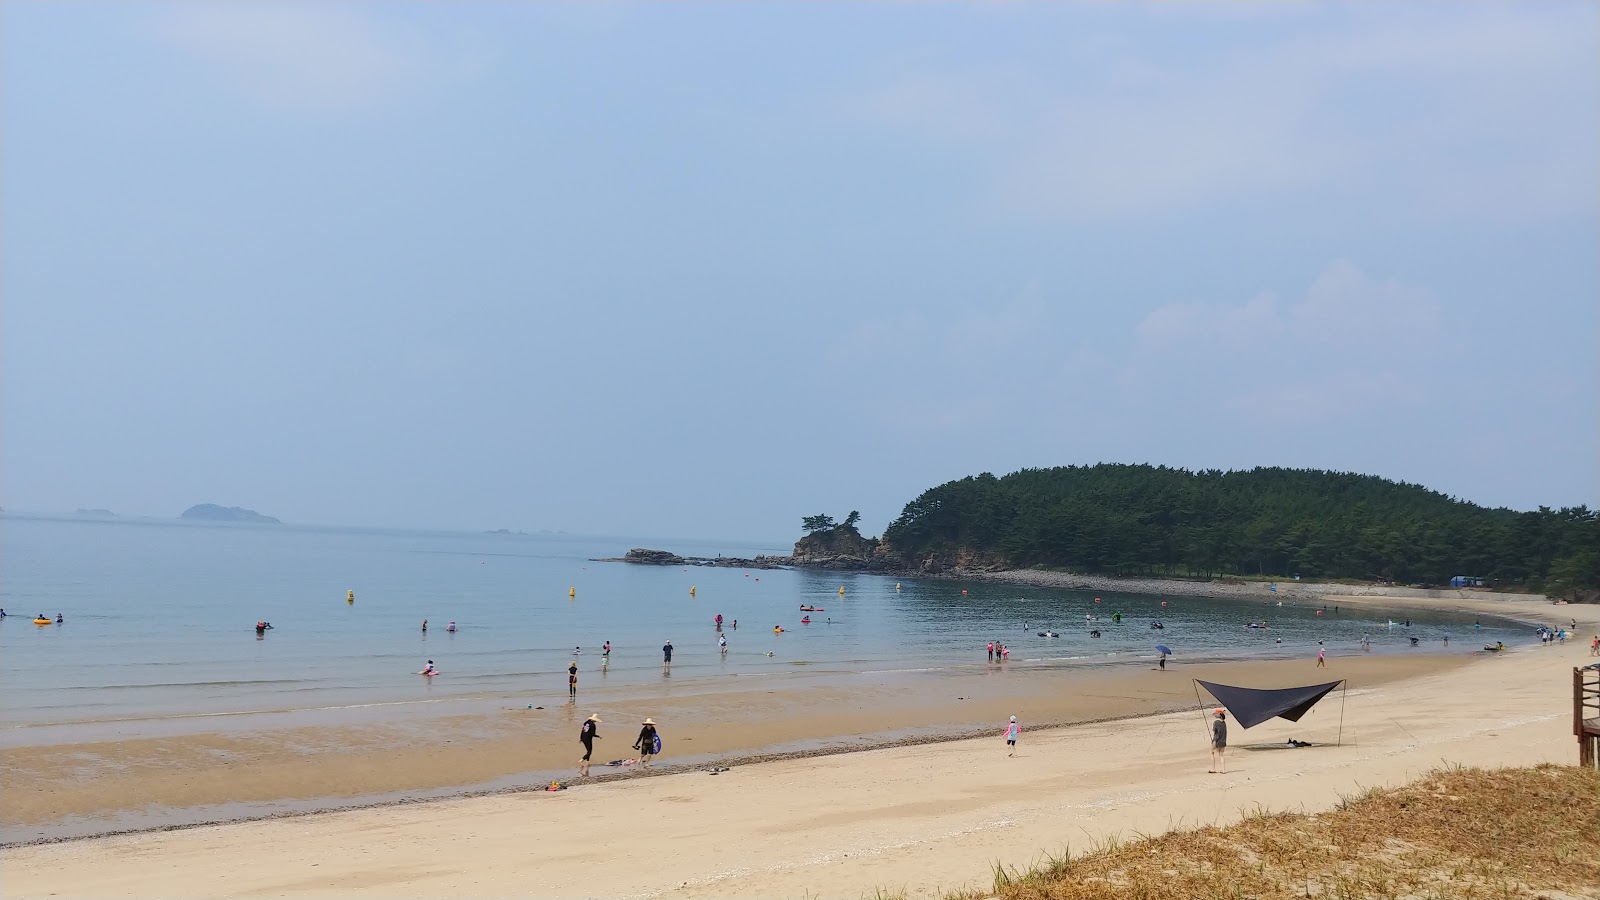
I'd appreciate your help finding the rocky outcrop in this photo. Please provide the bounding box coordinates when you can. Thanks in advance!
[791,527,903,572]
[598,548,792,569]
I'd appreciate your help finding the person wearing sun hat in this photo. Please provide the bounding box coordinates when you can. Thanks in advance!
[1209,708,1228,774]
[578,714,601,777]
[634,718,660,769]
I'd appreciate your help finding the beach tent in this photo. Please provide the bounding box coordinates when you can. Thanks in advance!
[1194,679,1345,731]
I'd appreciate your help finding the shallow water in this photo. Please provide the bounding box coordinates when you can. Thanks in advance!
[0,514,1533,733]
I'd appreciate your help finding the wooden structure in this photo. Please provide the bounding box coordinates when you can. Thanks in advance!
[1578,666,1600,769]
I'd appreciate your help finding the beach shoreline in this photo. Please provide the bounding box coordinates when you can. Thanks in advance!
[1,652,1464,846]
[4,589,1578,848]
[4,614,1594,899]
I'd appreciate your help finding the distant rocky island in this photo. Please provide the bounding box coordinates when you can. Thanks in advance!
[74,508,118,517]
[181,504,282,525]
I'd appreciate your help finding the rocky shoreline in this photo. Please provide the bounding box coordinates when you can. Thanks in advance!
[598,547,1546,603]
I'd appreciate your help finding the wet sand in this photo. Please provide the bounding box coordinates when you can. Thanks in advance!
[3,593,1592,900]
[2,653,1458,843]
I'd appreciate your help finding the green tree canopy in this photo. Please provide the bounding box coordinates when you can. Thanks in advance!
[882,463,1597,591]
[801,514,836,535]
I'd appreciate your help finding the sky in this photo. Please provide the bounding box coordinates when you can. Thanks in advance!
[2,2,1596,542]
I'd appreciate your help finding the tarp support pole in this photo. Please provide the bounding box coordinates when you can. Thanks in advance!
[1337,680,1348,747]
[1193,680,1211,738]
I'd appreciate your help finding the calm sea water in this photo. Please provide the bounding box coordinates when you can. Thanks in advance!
[0,514,1533,733]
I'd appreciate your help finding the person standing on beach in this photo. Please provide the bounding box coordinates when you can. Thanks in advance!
[987,641,995,662]
[1004,715,1020,757]
[578,714,601,776]
[1316,644,1326,667]
[1590,634,1599,656]
[662,640,673,670]
[1209,709,1227,773]
[568,661,578,697]
[634,718,659,769]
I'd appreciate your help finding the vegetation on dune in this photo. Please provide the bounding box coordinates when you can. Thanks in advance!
[880,464,1600,595]
[915,765,1598,900]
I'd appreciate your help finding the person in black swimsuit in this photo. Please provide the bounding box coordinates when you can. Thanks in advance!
[578,714,601,777]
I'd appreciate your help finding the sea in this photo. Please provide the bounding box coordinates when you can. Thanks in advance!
[0,513,1535,738]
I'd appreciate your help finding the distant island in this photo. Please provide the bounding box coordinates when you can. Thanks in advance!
[74,508,117,517]
[604,465,1600,602]
[181,504,282,525]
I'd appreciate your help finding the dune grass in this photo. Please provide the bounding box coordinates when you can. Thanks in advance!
[971,764,1599,900]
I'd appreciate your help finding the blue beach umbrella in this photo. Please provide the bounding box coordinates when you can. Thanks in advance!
[1156,645,1173,656]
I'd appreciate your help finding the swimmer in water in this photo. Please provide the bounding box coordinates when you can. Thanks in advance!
[719,633,728,653]
[55,613,63,624]
[447,621,457,633]
[574,646,582,656]
[420,660,438,675]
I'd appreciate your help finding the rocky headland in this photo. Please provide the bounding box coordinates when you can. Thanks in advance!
[602,531,1550,604]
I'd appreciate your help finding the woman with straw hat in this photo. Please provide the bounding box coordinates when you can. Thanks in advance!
[1209,708,1227,774]
[634,718,660,769]
[578,714,601,777]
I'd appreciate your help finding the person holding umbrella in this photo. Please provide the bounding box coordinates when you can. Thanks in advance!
[1156,645,1172,670]
[634,718,660,769]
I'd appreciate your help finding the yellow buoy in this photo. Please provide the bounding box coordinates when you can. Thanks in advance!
[896,583,901,591]
[347,590,354,604]
[690,586,697,596]
[838,585,845,595]
[569,587,576,598]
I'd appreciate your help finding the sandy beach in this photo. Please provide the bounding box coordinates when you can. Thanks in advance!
[4,593,1594,899]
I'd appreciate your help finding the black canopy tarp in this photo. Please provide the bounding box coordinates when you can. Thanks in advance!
[1195,679,1344,730]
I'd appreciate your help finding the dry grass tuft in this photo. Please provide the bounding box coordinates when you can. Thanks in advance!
[981,764,1600,900]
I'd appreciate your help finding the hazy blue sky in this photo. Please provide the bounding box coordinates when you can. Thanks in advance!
[3,2,1596,541]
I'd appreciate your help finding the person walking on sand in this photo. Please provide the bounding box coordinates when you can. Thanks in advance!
[1316,645,1326,668]
[1004,715,1020,757]
[634,718,660,769]
[1590,634,1599,656]
[662,640,673,670]
[1209,709,1227,773]
[578,714,601,777]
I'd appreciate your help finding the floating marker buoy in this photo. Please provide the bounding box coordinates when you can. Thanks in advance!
[1316,610,1323,616]
[569,587,576,598]
[961,589,968,595]
[895,583,901,591]
[1161,601,1168,607]
[347,590,354,604]
[838,586,845,595]
[690,586,697,596]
